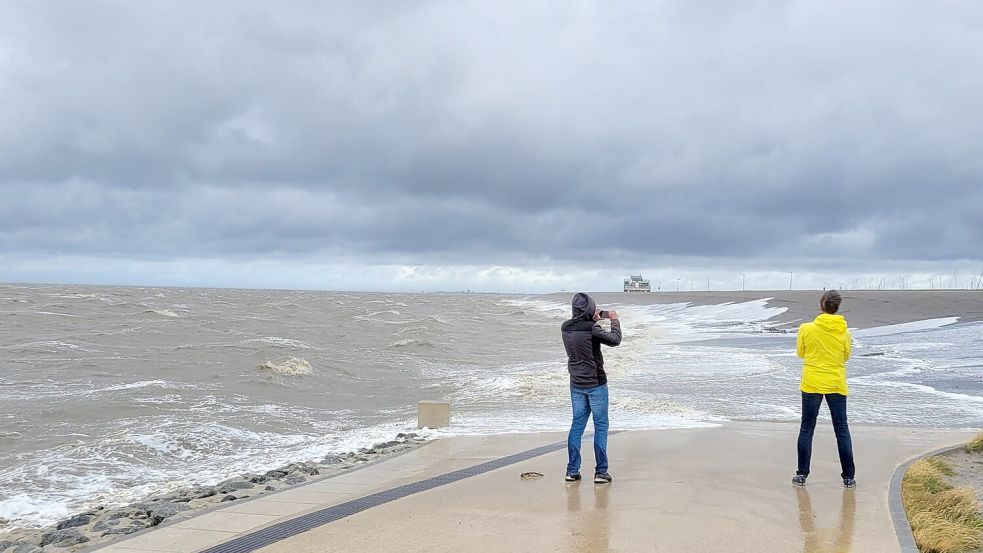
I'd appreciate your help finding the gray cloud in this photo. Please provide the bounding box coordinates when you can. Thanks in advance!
[1,0,982,287]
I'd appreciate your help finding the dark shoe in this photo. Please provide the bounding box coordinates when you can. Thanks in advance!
[843,477,856,488]
[594,473,613,484]
[565,472,581,482]
[792,474,807,486]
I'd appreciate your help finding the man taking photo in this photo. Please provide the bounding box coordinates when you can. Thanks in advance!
[561,292,622,484]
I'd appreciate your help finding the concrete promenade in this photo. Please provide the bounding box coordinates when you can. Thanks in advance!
[87,423,972,553]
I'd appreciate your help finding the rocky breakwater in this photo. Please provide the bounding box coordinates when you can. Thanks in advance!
[0,433,426,553]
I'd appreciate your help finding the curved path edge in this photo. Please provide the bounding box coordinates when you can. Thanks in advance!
[889,443,965,553]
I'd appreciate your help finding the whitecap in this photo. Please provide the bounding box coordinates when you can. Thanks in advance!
[260,357,313,376]
[386,339,435,349]
[145,309,180,318]
[242,337,317,350]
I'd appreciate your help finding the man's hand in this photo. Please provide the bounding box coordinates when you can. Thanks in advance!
[608,309,619,320]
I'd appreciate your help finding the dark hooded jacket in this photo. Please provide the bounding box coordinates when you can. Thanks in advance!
[561,293,622,388]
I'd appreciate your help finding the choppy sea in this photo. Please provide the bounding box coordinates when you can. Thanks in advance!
[1,284,980,528]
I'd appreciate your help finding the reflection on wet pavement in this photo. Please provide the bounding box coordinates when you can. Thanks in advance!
[797,487,856,552]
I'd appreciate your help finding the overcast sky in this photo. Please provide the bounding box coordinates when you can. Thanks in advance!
[2,1,981,292]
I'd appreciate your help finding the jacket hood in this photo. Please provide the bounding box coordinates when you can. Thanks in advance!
[571,293,596,321]
[814,313,847,334]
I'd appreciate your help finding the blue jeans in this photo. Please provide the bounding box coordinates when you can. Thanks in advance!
[567,384,609,475]
[797,392,855,479]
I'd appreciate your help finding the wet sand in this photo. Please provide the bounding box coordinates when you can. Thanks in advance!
[549,290,983,329]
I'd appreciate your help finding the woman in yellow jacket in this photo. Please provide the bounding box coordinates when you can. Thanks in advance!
[793,290,856,488]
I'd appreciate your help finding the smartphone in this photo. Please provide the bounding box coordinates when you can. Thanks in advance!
[599,310,609,319]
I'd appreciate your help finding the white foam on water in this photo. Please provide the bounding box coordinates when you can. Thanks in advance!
[513,298,787,342]
[501,298,570,319]
[146,309,180,318]
[31,311,82,318]
[85,380,197,395]
[132,394,185,405]
[129,433,192,458]
[853,317,960,338]
[0,495,72,528]
[387,338,436,349]
[2,340,100,353]
[242,336,318,350]
[259,357,313,376]
[862,380,983,405]
[0,415,427,528]
[366,310,402,317]
[354,314,450,326]
[628,299,788,342]
[392,325,432,336]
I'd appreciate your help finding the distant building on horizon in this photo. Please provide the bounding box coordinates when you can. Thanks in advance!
[624,274,652,292]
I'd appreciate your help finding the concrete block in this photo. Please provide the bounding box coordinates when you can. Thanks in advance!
[417,400,450,428]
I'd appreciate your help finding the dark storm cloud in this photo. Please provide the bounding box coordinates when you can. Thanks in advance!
[2,0,982,269]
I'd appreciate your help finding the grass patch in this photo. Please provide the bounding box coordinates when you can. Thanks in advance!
[966,434,983,454]
[903,456,983,553]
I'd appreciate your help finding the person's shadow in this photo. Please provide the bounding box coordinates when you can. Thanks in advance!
[796,486,856,553]
[565,483,612,552]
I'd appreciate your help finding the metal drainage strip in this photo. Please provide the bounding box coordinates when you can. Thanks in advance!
[200,440,567,553]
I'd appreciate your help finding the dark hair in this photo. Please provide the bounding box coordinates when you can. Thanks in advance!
[820,290,842,314]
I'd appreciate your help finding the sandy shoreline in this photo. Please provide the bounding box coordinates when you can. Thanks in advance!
[546,289,983,329]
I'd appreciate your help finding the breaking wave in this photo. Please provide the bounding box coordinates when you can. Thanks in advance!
[259,357,313,376]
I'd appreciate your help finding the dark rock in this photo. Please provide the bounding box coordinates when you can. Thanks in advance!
[172,496,192,503]
[195,487,218,499]
[55,514,92,530]
[264,470,289,480]
[146,502,190,526]
[220,495,238,502]
[128,502,158,512]
[0,540,15,552]
[120,501,189,526]
[218,481,254,494]
[11,543,43,553]
[285,463,319,475]
[40,528,89,547]
[107,509,141,520]
[284,475,306,485]
[91,519,121,532]
[101,522,146,537]
[247,473,269,484]
[264,485,277,492]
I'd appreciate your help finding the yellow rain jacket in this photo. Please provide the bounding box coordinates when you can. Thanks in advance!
[796,313,851,395]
